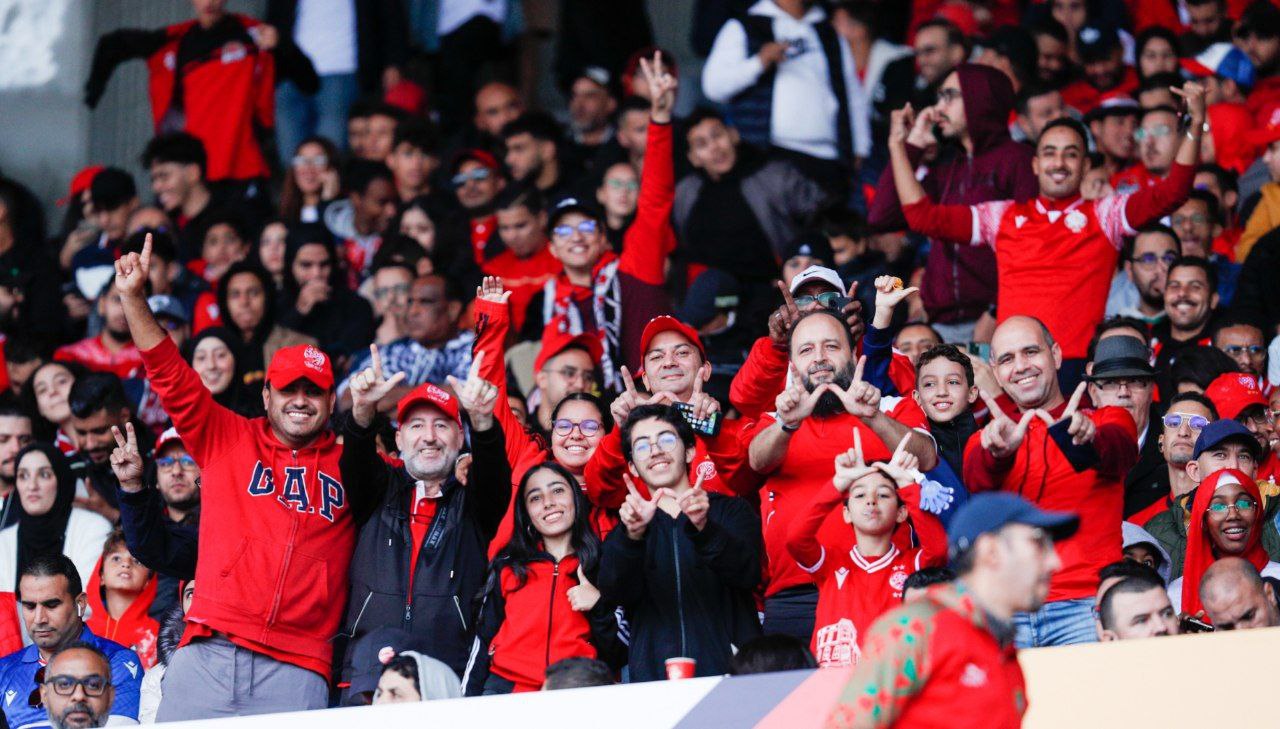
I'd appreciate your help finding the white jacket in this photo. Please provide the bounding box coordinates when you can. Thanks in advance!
[0,508,115,593]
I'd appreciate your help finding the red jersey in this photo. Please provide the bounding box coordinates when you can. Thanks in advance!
[1060,68,1139,116]
[145,16,274,181]
[903,162,1195,359]
[787,481,946,667]
[964,402,1138,601]
[1110,163,1158,195]
[55,335,144,379]
[481,245,562,333]
[752,398,930,597]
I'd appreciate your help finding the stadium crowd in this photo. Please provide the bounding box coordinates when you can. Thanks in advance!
[3,0,1280,725]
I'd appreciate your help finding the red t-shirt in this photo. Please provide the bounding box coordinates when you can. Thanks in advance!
[752,397,930,597]
[54,335,144,379]
[407,492,440,599]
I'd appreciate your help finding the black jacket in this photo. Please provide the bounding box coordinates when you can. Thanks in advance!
[337,414,512,689]
[1233,227,1280,334]
[596,493,761,682]
[1124,407,1170,520]
[266,0,408,94]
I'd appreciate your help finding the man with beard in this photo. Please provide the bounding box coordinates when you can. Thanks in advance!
[1235,2,1280,124]
[0,405,32,527]
[1213,318,1268,380]
[450,149,507,265]
[1061,24,1138,115]
[501,112,574,202]
[889,84,1206,389]
[1030,18,1072,89]
[55,279,144,380]
[1154,257,1219,393]
[69,373,154,524]
[1113,106,1181,195]
[748,309,936,640]
[339,350,512,687]
[1127,392,1218,527]
[113,234,360,720]
[1110,224,1178,323]
[39,643,117,729]
[1200,557,1280,629]
[1086,97,1140,180]
[870,64,1037,343]
[115,426,199,619]
[964,316,1139,647]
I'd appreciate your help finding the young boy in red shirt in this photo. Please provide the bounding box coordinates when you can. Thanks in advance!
[786,433,947,668]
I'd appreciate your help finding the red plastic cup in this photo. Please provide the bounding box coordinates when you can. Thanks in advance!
[665,657,696,680]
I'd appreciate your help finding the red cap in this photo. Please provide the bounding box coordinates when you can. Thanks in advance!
[1246,104,1280,148]
[155,426,184,454]
[396,382,462,425]
[534,325,604,374]
[58,165,104,206]
[266,344,335,391]
[450,148,501,174]
[1205,372,1267,421]
[384,80,427,115]
[639,316,706,362]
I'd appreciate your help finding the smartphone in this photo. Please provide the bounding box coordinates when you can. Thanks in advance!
[1180,615,1214,634]
[967,342,991,361]
[673,401,722,437]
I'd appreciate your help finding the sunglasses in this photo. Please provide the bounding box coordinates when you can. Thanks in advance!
[794,292,850,310]
[451,168,491,188]
[552,220,599,239]
[553,419,602,437]
[1163,412,1210,431]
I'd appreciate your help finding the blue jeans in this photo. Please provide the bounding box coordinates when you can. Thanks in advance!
[1013,597,1098,648]
[275,72,358,162]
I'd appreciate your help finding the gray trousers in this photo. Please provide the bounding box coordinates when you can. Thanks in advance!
[155,636,328,721]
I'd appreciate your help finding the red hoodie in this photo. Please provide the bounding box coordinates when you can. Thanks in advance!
[140,336,353,679]
[86,556,160,669]
[486,555,599,692]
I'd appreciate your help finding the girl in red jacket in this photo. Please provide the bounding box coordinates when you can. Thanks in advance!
[462,461,625,695]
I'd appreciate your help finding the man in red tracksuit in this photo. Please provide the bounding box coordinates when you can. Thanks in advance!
[113,235,368,719]
[887,81,1206,393]
[827,493,1079,729]
[963,316,1139,647]
[84,1,316,183]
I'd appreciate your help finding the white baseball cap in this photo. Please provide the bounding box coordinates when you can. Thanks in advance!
[788,265,847,296]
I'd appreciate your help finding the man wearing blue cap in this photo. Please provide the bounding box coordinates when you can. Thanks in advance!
[1145,419,1280,579]
[825,493,1078,729]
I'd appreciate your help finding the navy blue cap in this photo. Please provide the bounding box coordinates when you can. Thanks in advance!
[947,493,1079,554]
[1077,24,1122,63]
[1191,419,1262,460]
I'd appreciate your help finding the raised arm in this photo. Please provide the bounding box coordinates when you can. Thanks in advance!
[787,435,875,571]
[472,278,547,469]
[619,53,678,285]
[448,353,514,538]
[1119,82,1205,232]
[111,423,198,579]
[888,106,981,244]
[84,28,168,108]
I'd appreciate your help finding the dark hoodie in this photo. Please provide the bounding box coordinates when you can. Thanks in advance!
[869,64,1038,325]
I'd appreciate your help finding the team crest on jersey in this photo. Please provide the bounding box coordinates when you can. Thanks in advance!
[1064,210,1087,233]
[889,569,908,592]
[696,460,717,481]
[303,346,326,371]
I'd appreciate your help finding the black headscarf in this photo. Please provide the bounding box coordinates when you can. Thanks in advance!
[183,327,261,417]
[12,443,76,586]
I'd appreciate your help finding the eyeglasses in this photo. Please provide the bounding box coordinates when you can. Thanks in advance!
[156,455,198,471]
[374,283,410,300]
[451,168,491,188]
[605,179,639,192]
[1130,251,1177,267]
[291,154,328,168]
[1222,345,1265,357]
[936,87,962,104]
[1163,412,1210,431]
[1095,377,1152,391]
[794,291,847,309]
[1171,213,1209,227]
[1133,125,1172,142]
[552,220,599,239]
[1207,498,1257,513]
[631,431,680,461]
[45,674,109,697]
[553,419,602,437]
[544,366,596,385]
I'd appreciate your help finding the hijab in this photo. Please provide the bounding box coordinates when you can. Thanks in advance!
[1180,468,1268,618]
[183,327,260,416]
[12,444,76,585]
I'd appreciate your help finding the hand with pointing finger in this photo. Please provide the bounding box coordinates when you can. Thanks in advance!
[446,350,500,431]
[567,566,601,612]
[686,363,720,422]
[351,344,408,428]
[833,428,878,492]
[678,472,710,530]
[877,433,921,488]
[769,281,803,347]
[1034,382,1095,445]
[978,391,1037,459]
[829,356,881,420]
[114,232,153,300]
[776,363,829,429]
[621,473,667,540]
[109,422,145,490]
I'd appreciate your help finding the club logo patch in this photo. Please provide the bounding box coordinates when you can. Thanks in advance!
[303,346,326,371]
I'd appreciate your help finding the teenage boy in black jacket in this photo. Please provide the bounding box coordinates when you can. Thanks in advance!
[597,403,761,681]
[337,348,512,692]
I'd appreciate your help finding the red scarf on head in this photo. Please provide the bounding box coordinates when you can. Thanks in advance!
[1181,469,1269,619]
